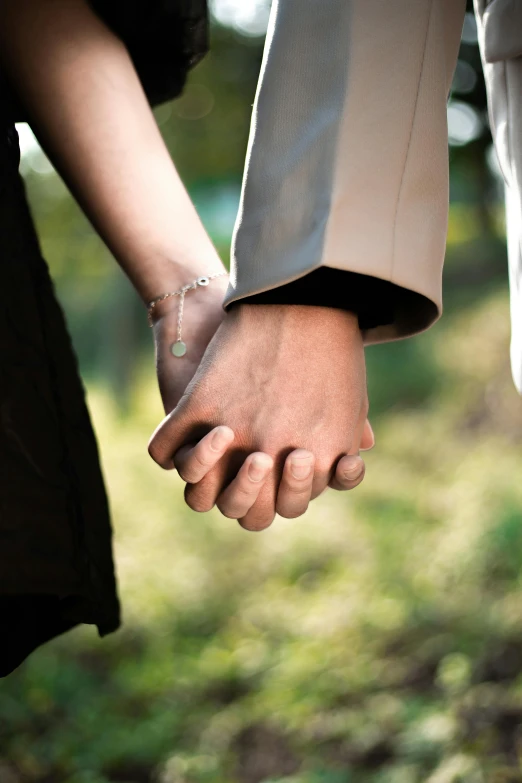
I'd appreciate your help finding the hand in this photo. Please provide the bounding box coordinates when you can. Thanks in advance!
[149,303,372,531]
[152,274,229,413]
[168,419,374,523]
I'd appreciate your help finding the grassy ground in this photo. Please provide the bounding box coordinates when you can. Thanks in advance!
[2,284,522,783]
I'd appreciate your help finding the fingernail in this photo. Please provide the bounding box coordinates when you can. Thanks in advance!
[361,421,375,451]
[290,457,313,480]
[343,457,363,480]
[210,427,232,452]
[249,455,270,482]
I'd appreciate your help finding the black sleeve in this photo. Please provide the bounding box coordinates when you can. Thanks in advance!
[237,267,401,332]
[88,0,209,105]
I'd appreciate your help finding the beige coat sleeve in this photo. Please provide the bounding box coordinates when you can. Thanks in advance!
[224,0,466,344]
[474,0,522,394]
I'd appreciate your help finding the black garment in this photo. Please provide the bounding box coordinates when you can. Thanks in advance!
[89,0,208,107]
[239,268,397,332]
[0,0,208,678]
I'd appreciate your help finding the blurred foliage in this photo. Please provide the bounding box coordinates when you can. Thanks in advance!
[3,7,522,783]
[1,285,522,783]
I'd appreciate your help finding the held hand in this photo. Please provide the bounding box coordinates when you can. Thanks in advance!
[149,304,372,531]
[152,275,229,413]
[170,419,374,521]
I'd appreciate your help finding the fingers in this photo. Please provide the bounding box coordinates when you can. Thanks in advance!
[360,419,375,451]
[329,454,366,491]
[276,449,315,518]
[148,402,194,470]
[327,415,372,492]
[238,478,278,532]
[216,453,274,519]
[173,426,234,483]
[184,445,240,514]
[239,448,315,529]
[171,414,374,523]
[186,449,276,528]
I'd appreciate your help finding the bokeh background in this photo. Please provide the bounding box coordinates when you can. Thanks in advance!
[2,2,522,782]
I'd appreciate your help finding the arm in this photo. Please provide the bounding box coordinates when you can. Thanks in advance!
[0,0,227,410]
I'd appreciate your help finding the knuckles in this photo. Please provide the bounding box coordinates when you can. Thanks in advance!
[281,480,313,496]
[277,507,309,520]
[238,516,275,532]
[215,502,242,520]
[176,467,197,484]
[148,438,174,470]
[184,485,215,513]
[147,438,162,463]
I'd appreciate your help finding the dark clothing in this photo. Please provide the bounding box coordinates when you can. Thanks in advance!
[90,0,208,107]
[0,0,208,677]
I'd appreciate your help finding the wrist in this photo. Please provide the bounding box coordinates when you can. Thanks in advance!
[223,303,363,362]
[134,254,227,307]
[150,272,228,341]
[229,302,360,332]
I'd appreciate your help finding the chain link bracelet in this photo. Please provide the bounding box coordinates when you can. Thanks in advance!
[147,271,228,357]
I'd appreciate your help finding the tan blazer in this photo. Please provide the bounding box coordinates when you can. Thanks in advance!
[224,0,522,393]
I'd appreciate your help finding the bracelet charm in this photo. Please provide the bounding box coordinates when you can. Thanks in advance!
[147,271,228,358]
[170,340,187,357]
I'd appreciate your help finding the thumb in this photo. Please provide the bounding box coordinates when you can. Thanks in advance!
[148,398,196,470]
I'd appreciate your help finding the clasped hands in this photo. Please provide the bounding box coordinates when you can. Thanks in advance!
[149,300,373,531]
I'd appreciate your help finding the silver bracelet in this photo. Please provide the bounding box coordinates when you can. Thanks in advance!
[147,271,228,357]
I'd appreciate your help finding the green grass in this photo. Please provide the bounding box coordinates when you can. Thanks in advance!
[2,285,522,783]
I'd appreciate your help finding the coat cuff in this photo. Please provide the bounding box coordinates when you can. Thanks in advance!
[225,0,465,345]
[224,266,440,345]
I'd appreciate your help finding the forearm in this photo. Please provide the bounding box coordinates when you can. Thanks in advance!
[0,0,223,303]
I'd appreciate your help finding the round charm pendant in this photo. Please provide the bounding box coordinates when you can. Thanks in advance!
[170,340,187,358]
[197,276,210,286]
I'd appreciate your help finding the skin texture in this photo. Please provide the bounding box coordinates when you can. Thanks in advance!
[149,303,373,530]
[0,0,374,525]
